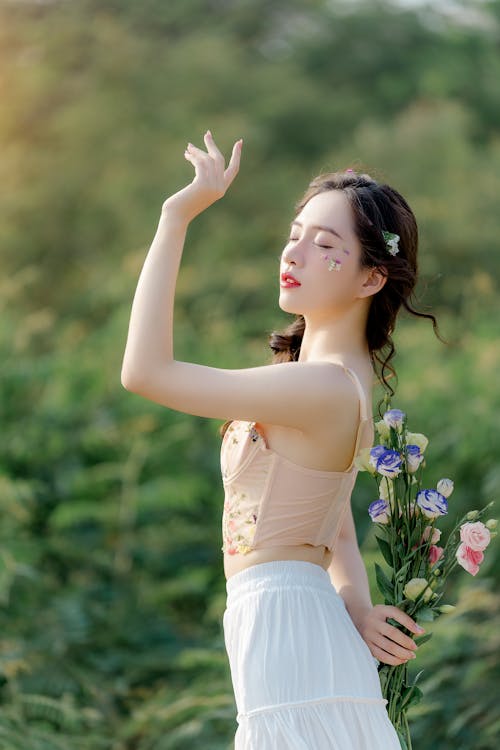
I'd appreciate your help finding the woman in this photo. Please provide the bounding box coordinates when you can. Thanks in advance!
[121,131,439,748]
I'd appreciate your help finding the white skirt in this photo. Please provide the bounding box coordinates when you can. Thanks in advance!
[223,560,401,749]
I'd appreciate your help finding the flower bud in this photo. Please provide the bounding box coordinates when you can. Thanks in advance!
[383,408,405,432]
[406,431,429,453]
[437,478,454,498]
[375,419,391,441]
[486,519,498,530]
[438,605,455,614]
[404,578,433,602]
[466,510,479,521]
[354,447,377,475]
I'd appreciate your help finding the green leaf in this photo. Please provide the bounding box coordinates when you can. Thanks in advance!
[403,685,424,710]
[394,559,412,581]
[375,563,394,600]
[414,633,433,647]
[376,535,394,567]
[416,607,435,622]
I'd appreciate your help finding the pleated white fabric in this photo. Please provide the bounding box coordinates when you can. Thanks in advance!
[223,560,401,749]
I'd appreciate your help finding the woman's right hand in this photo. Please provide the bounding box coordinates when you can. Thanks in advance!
[162,130,243,224]
[357,604,424,666]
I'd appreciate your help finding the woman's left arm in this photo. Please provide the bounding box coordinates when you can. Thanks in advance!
[328,503,423,666]
[120,133,360,432]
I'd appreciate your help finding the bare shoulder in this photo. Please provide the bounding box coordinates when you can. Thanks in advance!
[259,361,374,472]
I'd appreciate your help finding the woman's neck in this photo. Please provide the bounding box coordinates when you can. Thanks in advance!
[298,307,370,366]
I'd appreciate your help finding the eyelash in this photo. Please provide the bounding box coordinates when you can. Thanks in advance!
[286,237,333,250]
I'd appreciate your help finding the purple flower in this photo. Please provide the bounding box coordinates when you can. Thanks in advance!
[369,446,403,478]
[406,444,424,473]
[383,409,406,431]
[416,489,448,519]
[368,499,390,524]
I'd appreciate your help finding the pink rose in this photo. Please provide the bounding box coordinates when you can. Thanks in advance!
[456,542,484,576]
[460,521,491,551]
[422,526,441,545]
[429,545,444,565]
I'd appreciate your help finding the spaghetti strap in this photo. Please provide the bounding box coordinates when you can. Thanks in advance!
[338,364,372,471]
[340,364,370,421]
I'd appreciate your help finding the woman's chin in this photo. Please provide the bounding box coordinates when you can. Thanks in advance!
[278,297,300,314]
[278,289,300,315]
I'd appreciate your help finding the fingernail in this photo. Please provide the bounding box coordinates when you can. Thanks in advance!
[416,625,425,633]
[410,653,416,659]
[206,130,211,136]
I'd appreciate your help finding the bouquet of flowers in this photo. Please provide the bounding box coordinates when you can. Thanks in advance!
[355,404,496,750]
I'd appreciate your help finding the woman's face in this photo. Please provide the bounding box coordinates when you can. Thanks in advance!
[279,190,369,319]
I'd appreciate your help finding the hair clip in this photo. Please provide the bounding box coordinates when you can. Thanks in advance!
[382,230,400,256]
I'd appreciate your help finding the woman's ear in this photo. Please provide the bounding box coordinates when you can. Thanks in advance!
[359,265,388,299]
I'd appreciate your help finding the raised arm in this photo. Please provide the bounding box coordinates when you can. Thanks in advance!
[120,132,361,431]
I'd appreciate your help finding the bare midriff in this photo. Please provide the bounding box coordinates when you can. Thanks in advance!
[224,543,335,580]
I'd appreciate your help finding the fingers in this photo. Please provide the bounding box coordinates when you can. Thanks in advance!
[224,138,243,186]
[372,630,416,662]
[379,620,417,655]
[184,132,242,190]
[364,604,422,666]
[370,644,409,667]
[204,130,225,163]
[378,605,425,635]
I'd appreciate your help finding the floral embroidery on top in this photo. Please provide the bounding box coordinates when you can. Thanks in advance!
[221,421,262,555]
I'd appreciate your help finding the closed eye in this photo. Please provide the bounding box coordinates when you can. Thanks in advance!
[315,242,334,250]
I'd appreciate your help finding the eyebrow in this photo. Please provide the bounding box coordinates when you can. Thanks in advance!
[290,220,345,242]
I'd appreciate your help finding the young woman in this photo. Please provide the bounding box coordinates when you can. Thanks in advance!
[121,131,439,748]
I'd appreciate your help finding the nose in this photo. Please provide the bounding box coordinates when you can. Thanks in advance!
[282,244,303,268]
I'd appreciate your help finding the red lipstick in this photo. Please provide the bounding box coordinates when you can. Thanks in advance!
[280,272,301,287]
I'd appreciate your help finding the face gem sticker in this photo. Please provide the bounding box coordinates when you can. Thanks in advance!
[328,258,341,271]
[321,253,342,272]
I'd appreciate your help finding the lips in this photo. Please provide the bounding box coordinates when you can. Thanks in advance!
[280,272,301,287]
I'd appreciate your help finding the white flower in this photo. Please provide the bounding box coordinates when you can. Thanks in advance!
[404,578,432,603]
[369,446,403,478]
[354,446,378,475]
[383,231,400,256]
[379,477,395,504]
[416,489,448,519]
[406,432,429,453]
[368,499,390,524]
[383,409,405,431]
[406,444,424,474]
[436,478,454,498]
[375,419,391,441]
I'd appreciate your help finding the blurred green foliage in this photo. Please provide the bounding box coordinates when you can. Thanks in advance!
[0,0,499,747]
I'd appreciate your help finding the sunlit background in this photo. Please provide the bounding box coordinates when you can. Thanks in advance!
[1,0,499,748]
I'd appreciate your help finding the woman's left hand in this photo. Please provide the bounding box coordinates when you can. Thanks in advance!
[357,604,424,666]
[161,130,242,224]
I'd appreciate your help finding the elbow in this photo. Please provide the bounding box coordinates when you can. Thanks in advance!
[121,366,146,394]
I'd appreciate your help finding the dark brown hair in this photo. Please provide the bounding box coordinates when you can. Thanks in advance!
[220,169,445,437]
